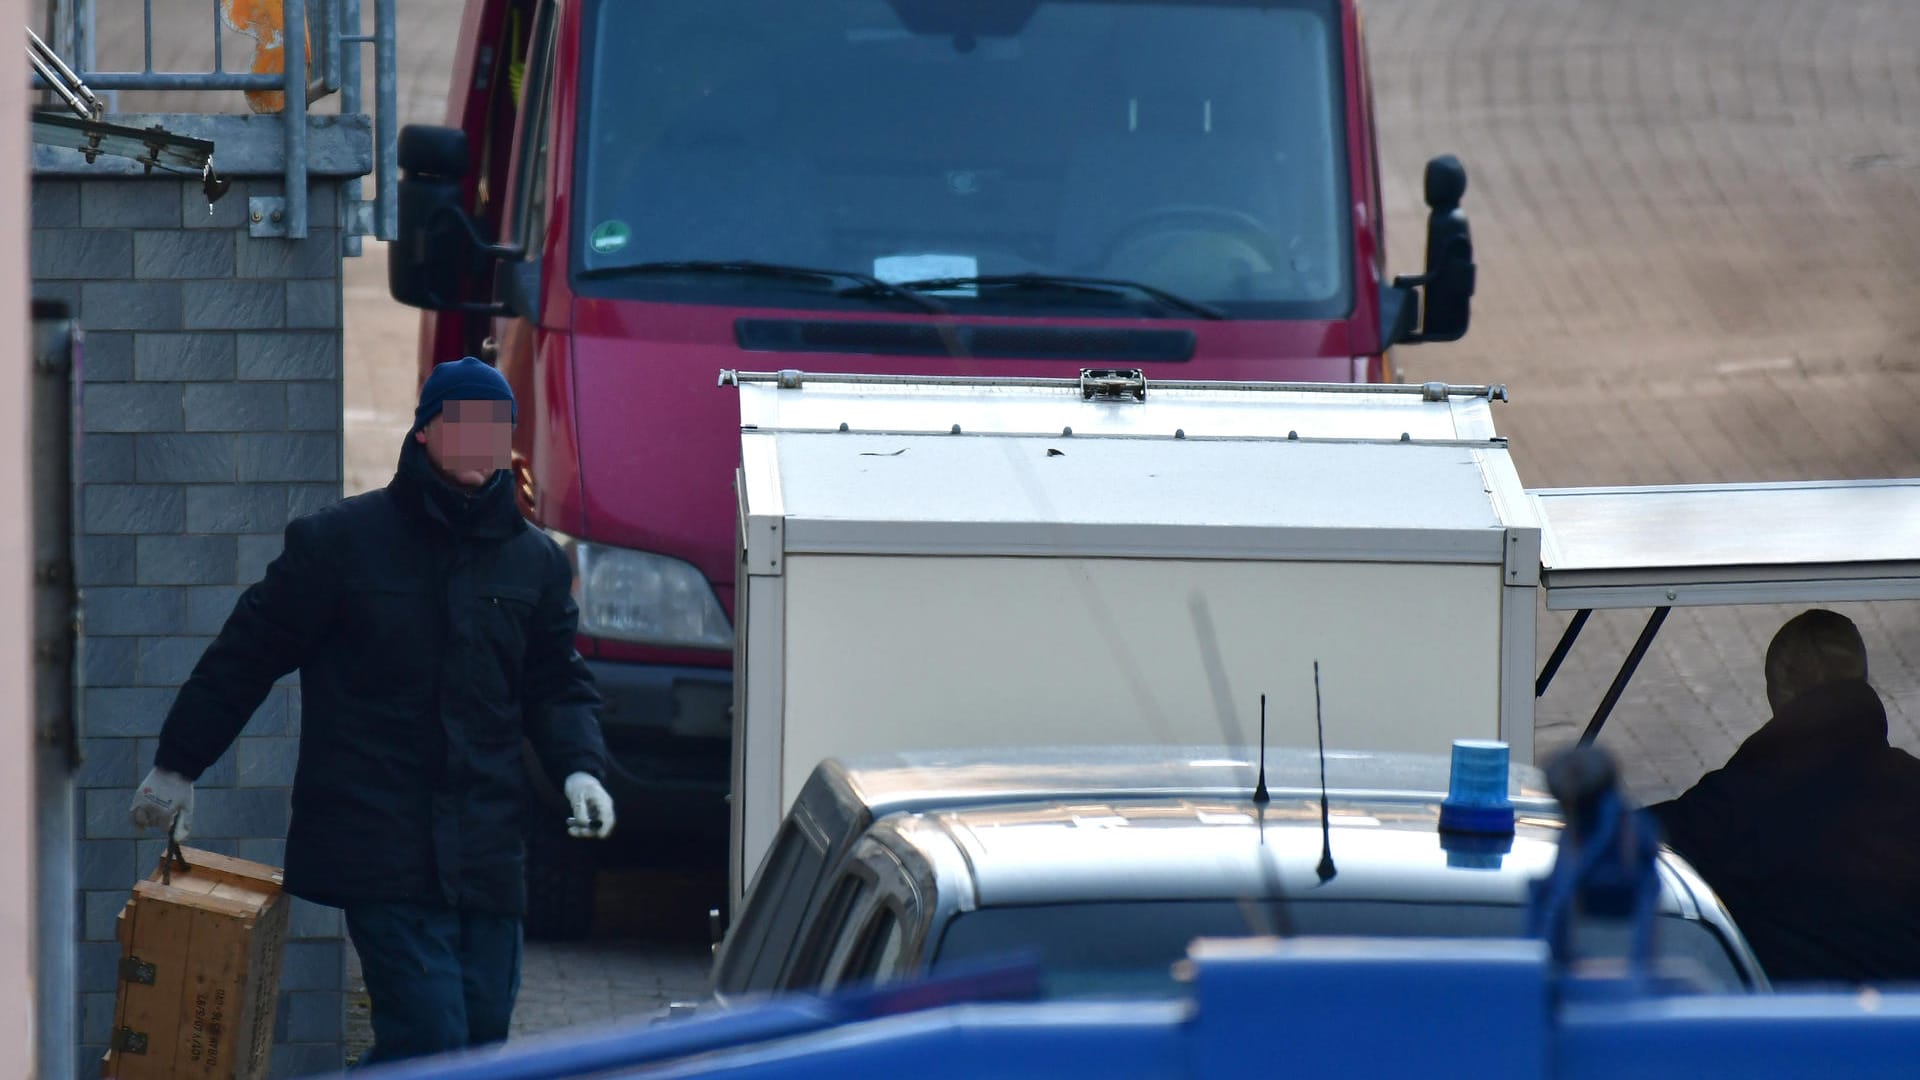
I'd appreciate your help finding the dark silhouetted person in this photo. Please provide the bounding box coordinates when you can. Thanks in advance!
[1649,609,1920,985]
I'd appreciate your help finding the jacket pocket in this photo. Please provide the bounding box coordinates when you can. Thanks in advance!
[463,583,541,736]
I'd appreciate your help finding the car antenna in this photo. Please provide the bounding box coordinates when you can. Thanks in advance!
[1186,594,1292,937]
[1253,693,1270,805]
[1313,660,1337,884]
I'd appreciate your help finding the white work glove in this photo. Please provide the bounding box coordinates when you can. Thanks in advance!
[563,772,615,839]
[129,767,195,842]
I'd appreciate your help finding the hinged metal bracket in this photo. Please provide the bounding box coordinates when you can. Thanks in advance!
[249,196,291,238]
[119,956,156,985]
[111,1027,150,1054]
[1080,369,1147,401]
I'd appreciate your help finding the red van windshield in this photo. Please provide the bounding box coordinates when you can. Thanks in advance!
[575,0,1350,321]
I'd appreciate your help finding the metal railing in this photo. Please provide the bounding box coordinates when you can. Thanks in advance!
[32,0,396,243]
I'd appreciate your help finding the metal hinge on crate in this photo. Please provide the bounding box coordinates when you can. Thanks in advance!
[119,956,156,985]
[111,1028,150,1054]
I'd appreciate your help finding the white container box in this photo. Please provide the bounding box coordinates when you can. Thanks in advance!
[726,372,1541,898]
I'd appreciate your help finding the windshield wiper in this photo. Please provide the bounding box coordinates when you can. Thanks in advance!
[844,273,1227,320]
[579,260,946,314]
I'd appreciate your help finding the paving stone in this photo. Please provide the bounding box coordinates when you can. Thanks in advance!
[83,588,185,636]
[81,331,135,382]
[82,688,176,739]
[238,332,340,381]
[82,383,183,433]
[287,382,342,431]
[281,941,345,991]
[192,787,291,838]
[83,486,184,534]
[278,991,345,1044]
[134,333,236,381]
[75,839,137,891]
[32,180,79,227]
[286,483,340,521]
[78,281,184,332]
[286,279,340,329]
[237,837,287,866]
[134,230,235,278]
[237,434,341,483]
[80,180,183,228]
[268,1043,346,1079]
[78,535,137,587]
[237,737,300,788]
[184,383,288,432]
[135,534,236,586]
[237,534,285,582]
[184,181,250,229]
[237,230,341,279]
[133,432,236,483]
[135,636,215,686]
[81,434,136,483]
[185,586,245,634]
[81,635,138,687]
[31,229,132,280]
[183,280,286,330]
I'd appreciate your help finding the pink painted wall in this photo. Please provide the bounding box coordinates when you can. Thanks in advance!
[2,0,39,1070]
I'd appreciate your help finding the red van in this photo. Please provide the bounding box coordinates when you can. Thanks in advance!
[389,0,1474,937]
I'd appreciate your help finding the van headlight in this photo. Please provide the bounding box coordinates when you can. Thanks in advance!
[548,532,733,650]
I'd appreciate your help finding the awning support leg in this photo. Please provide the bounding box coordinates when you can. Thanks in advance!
[1535,608,1592,698]
[1577,607,1670,747]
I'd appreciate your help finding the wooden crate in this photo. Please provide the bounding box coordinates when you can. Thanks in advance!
[103,847,290,1080]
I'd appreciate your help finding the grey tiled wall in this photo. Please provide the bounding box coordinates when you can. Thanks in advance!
[34,175,347,1078]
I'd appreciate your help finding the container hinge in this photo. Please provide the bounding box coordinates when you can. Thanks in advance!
[111,1027,151,1054]
[119,956,157,985]
[1080,368,1146,401]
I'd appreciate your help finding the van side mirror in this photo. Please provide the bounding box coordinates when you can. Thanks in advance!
[1385,154,1477,345]
[390,125,503,311]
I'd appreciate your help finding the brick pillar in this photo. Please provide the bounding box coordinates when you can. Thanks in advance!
[34,173,349,1078]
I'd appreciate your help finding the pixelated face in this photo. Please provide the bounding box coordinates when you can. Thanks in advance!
[417,398,512,490]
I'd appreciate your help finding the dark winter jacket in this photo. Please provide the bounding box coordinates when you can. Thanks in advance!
[155,437,607,915]
[1648,680,1920,984]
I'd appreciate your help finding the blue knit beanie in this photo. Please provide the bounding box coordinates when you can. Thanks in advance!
[414,356,516,431]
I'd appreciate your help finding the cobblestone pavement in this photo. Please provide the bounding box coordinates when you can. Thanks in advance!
[118,0,1920,1050]
[342,939,712,1065]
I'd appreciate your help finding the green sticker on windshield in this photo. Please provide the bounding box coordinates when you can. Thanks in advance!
[589,220,631,255]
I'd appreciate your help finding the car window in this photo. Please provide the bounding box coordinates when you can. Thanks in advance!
[829,905,905,991]
[716,817,830,993]
[503,0,559,253]
[931,900,1752,996]
[781,869,874,990]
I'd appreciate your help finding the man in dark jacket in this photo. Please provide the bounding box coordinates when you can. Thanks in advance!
[127,356,614,1062]
[1648,609,1920,985]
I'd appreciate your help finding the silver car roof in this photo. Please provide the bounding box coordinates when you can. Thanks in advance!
[879,794,1699,917]
[821,745,1556,821]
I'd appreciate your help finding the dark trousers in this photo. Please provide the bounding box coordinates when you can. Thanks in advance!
[344,901,524,1066]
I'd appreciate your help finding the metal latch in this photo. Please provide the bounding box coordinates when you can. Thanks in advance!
[1080,369,1147,401]
[111,1028,150,1054]
[120,956,156,985]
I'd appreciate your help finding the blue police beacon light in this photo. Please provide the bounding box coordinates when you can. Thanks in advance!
[1439,739,1516,836]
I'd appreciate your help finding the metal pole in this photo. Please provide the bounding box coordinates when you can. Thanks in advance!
[1535,608,1592,698]
[323,0,340,93]
[1577,607,1671,748]
[30,304,79,1080]
[51,0,74,67]
[341,0,364,255]
[284,0,310,239]
[212,0,222,75]
[375,0,397,240]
